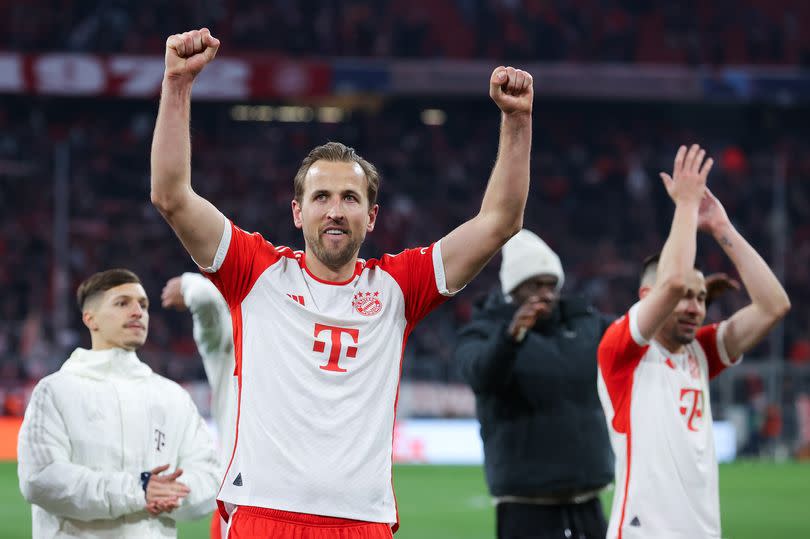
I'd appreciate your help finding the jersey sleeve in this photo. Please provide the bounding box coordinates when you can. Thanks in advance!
[597,302,649,434]
[696,321,742,379]
[379,240,456,326]
[199,220,282,309]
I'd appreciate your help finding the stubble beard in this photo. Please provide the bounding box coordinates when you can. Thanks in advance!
[306,229,363,271]
[672,326,697,345]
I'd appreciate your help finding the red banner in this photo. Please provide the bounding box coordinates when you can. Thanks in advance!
[0,53,331,99]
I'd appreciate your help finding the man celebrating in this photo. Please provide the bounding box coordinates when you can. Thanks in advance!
[17,269,220,538]
[150,28,534,537]
[597,145,790,538]
[456,230,614,539]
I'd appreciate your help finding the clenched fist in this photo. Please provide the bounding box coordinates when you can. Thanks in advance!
[489,66,533,116]
[164,28,221,82]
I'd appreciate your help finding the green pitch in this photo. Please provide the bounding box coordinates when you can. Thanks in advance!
[1,461,808,538]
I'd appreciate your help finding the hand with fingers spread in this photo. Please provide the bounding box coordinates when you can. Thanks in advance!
[489,66,534,116]
[659,144,714,206]
[164,28,220,83]
[144,464,190,516]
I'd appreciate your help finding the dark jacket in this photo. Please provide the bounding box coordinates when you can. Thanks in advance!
[455,289,614,497]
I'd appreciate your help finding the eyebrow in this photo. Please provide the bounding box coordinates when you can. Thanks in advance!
[111,294,149,304]
[311,188,362,198]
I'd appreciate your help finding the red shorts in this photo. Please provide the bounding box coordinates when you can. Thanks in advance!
[211,511,227,539]
[227,506,394,539]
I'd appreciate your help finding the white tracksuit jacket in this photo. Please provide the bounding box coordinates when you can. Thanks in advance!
[17,347,220,538]
[181,272,237,471]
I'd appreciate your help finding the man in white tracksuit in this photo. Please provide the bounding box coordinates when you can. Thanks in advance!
[18,268,220,538]
[162,272,237,539]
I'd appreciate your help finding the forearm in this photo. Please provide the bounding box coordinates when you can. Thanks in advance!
[712,222,790,317]
[658,200,700,285]
[20,462,143,521]
[456,324,520,392]
[150,79,194,211]
[478,112,532,236]
[182,273,231,355]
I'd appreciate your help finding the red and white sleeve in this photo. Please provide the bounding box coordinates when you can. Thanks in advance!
[198,219,281,309]
[379,240,458,325]
[598,303,649,433]
[696,322,743,380]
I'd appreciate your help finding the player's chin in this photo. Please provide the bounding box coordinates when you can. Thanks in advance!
[122,336,147,350]
[676,330,697,344]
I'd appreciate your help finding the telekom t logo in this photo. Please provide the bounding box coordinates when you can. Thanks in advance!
[312,324,359,373]
[679,388,704,431]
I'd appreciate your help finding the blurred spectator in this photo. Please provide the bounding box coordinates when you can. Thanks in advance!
[2,0,810,65]
[0,96,807,399]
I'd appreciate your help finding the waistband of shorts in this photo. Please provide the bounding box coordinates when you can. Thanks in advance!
[237,506,380,527]
[495,486,604,506]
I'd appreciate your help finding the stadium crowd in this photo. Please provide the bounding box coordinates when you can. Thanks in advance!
[2,0,809,65]
[1,96,809,399]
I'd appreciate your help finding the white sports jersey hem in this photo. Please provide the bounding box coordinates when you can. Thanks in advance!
[716,320,742,367]
[433,240,464,297]
[628,302,649,346]
[199,216,231,274]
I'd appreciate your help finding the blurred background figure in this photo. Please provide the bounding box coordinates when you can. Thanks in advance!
[17,269,219,538]
[456,230,613,539]
[162,272,235,539]
[597,146,790,539]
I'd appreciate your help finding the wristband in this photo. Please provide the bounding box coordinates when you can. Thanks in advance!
[140,471,152,492]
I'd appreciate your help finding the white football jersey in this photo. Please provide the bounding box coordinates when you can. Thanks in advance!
[203,221,454,528]
[597,303,741,539]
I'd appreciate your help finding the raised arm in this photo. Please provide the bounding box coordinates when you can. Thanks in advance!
[150,28,226,268]
[698,189,790,358]
[635,145,713,341]
[440,67,533,293]
[162,273,232,358]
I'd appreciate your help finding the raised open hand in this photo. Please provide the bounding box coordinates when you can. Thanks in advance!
[659,144,713,206]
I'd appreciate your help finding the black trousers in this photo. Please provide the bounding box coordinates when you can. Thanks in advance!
[496,498,607,539]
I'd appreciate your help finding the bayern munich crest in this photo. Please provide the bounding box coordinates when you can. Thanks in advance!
[352,291,383,316]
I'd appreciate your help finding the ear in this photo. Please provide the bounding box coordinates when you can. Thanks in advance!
[292,199,303,230]
[366,204,379,233]
[82,310,97,332]
[638,285,651,300]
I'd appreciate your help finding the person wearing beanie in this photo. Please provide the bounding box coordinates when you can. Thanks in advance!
[456,229,614,539]
[455,225,740,539]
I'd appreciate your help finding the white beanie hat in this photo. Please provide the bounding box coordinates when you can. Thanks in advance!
[499,229,564,295]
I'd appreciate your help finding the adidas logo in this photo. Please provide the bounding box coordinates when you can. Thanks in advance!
[629,516,641,527]
[232,473,243,486]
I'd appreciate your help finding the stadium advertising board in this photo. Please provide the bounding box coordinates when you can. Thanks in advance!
[0,53,331,99]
